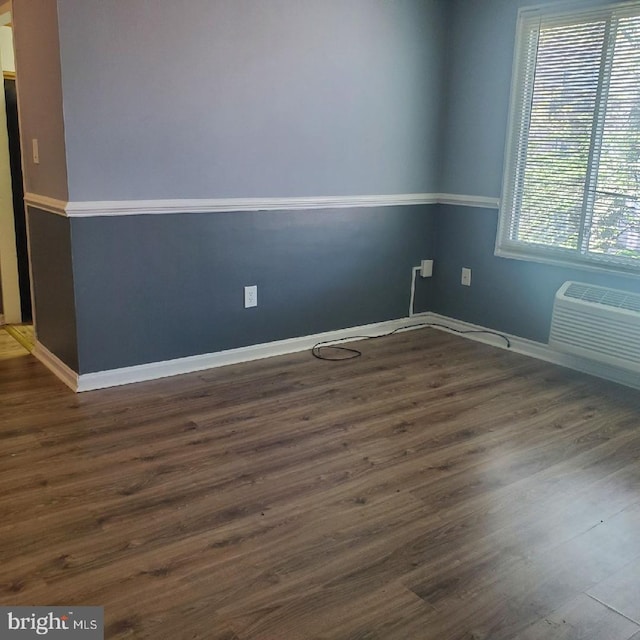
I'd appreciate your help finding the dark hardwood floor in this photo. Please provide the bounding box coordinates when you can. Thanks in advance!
[2,326,640,639]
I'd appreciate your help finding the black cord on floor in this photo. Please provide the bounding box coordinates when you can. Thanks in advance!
[311,322,511,361]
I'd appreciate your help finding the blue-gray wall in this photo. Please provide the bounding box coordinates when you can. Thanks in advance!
[433,0,640,342]
[430,206,640,343]
[49,0,446,374]
[439,0,515,198]
[71,207,435,373]
[12,0,68,201]
[28,208,78,370]
[439,0,626,196]
[17,0,640,377]
[57,0,446,201]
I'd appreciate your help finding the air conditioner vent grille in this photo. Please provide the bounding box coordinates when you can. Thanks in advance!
[550,281,640,373]
[564,282,640,312]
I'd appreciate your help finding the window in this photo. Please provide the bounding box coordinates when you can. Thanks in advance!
[497,1,640,275]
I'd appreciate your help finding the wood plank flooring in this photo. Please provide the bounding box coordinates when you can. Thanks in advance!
[3,324,35,352]
[2,326,640,639]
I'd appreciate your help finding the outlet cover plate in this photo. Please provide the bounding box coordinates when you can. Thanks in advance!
[244,285,258,308]
[420,259,433,278]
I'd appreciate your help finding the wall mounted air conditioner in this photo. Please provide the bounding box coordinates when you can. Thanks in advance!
[549,281,640,373]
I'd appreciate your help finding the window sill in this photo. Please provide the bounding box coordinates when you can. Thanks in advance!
[494,245,640,281]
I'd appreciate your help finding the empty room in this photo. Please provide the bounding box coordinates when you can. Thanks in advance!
[2,0,640,638]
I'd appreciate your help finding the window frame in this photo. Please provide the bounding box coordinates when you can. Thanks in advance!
[496,0,640,278]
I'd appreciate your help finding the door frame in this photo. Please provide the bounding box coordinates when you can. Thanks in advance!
[0,15,22,325]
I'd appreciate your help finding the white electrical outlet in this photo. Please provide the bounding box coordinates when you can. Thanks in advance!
[420,259,433,278]
[244,285,258,308]
[32,138,39,164]
[461,267,472,286]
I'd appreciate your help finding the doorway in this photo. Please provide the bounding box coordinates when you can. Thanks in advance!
[3,75,30,322]
[0,13,32,330]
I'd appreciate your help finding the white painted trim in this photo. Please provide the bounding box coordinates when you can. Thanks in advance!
[65,194,440,217]
[495,245,640,279]
[435,193,500,209]
[23,192,67,216]
[75,317,421,392]
[33,310,640,392]
[23,192,501,218]
[32,341,79,392]
[424,312,640,391]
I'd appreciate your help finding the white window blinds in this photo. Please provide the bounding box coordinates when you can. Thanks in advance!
[497,1,640,274]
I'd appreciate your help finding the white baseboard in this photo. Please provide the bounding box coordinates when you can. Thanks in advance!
[75,317,424,392]
[32,342,80,392]
[423,312,640,391]
[30,312,640,393]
